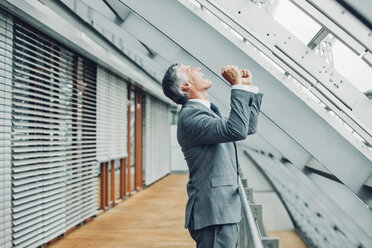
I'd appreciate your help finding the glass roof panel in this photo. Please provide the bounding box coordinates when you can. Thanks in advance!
[271,0,321,45]
[332,39,372,93]
[268,0,372,93]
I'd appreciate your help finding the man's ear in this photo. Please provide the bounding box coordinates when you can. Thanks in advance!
[181,82,192,92]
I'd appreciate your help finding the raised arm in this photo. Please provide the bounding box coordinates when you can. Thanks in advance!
[178,89,257,146]
[248,92,263,134]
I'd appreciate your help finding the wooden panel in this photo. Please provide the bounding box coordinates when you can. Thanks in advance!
[111,160,115,205]
[105,162,109,208]
[100,163,106,209]
[120,158,126,198]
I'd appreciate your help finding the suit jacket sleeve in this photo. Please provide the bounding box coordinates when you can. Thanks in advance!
[248,92,263,134]
[179,89,263,146]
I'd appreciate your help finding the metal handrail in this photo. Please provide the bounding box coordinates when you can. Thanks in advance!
[238,178,264,248]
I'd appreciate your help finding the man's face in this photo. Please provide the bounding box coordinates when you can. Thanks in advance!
[180,65,212,91]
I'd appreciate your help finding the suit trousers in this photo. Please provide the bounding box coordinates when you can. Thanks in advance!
[188,211,239,248]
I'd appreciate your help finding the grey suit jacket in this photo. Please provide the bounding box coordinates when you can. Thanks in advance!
[177,89,263,230]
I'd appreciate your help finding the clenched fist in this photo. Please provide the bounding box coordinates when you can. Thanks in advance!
[240,69,252,86]
[221,65,242,86]
[222,66,253,86]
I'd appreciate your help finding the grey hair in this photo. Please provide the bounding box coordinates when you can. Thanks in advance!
[162,63,189,104]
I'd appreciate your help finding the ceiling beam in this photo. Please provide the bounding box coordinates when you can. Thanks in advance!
[119,0,372,207]
[103,0,130,21]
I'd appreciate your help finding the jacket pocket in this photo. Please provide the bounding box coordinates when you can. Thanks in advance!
[211,176,236,187]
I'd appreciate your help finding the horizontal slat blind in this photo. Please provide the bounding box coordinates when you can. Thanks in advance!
[65,56,98,232]
[143,94,152,184]
[97,66,127,162]
[12,20,98,248]
[109,72,127,159]
[0,8,13,248]
[143,94,171,185]
[96,67,109,162]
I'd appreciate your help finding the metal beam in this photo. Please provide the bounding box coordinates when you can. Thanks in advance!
[242,114,312,167]
[175,0,372,157]
[290,0,371,65]
[198,0,372,145]
[103,0,130,21]
[307,27,329,50]
[172,0,372,155]
[336,0,372,28]
[119,0,372,207]
[177,0,372,160]
[305,0,372,65]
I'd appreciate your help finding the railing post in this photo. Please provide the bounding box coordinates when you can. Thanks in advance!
[238,178,264,248]
[250,204,266,237]
[241,178,248,188]
[262,237,279,248]
[238,177,280,248]
[245,188,254,204]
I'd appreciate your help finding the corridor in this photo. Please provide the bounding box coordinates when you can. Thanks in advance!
[47,173,305,248]
[48,175,193,248]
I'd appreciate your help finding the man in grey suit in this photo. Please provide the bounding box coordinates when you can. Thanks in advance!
[162,63,263,248]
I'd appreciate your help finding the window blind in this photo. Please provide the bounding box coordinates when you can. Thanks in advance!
[96,66,127,162]
[143,94,171,185]
[0,8,13,248]
[143,94,152,185]
[11,20,98,248]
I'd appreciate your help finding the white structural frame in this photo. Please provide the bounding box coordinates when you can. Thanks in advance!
[304,0,372,65]
[190,0,372,147]
[0,2,370,247]
[178,0,372,160]
[289,0,370,64]
[119,0,372,208]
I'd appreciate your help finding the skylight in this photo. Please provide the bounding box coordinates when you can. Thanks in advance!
[270,0,372,93]
[271,0,321,45]
[332,38,372,93]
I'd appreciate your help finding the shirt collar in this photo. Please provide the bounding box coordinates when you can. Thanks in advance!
[188,99,211,109]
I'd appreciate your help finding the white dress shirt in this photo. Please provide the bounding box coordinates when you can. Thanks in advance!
[188,84,259,107]
[231,84,259,94]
